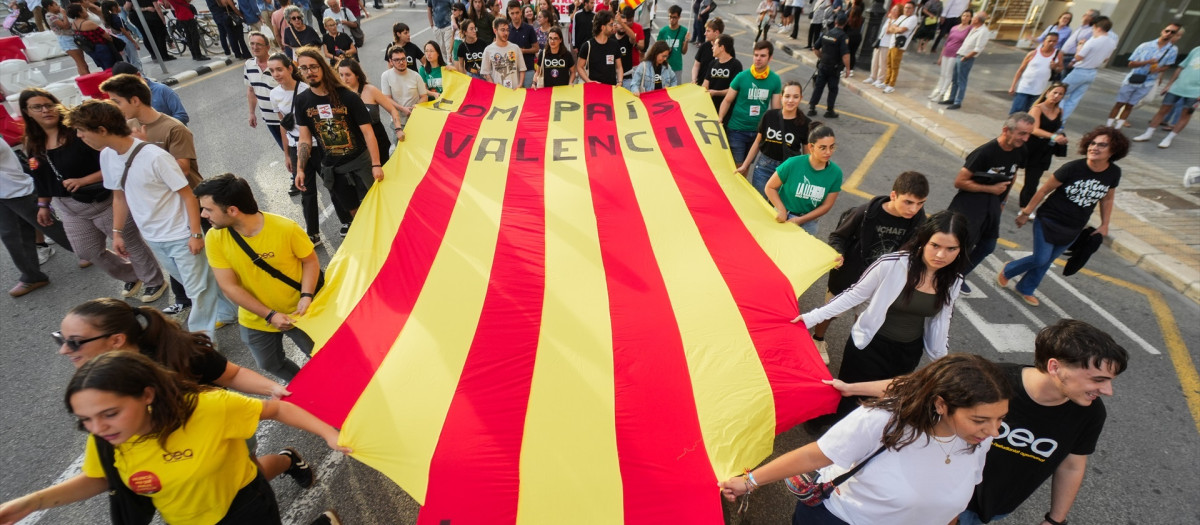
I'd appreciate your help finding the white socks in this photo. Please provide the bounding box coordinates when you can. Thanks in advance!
[1133,127,1155,141]
[1159,132,1177,148]
[1106,118,1115,127]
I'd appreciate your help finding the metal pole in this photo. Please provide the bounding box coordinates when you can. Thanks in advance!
[129,1,170,75]
[856,0,885,71]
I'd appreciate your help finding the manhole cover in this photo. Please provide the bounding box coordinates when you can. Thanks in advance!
[1132,189,1200,210]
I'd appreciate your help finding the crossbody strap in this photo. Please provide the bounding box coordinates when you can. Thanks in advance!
[119,141,150,190]
[229,228,324,294]
[828,445,887,486]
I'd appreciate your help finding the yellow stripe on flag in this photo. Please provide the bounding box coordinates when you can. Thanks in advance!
[294,80,470,348]
[518,85,624,524]
[613,86,776,478]
[667,88,839,293]
[338,85,522,504]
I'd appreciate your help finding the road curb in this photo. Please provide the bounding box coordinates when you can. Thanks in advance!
[773,35,1200,304]
[160,57,237,86]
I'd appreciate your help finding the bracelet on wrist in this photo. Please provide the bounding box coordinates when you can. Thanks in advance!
[37,202,50,208]
[372,164,382,167]
[300,292,315,298]
[112,228,123,234]
[265,310,277,323]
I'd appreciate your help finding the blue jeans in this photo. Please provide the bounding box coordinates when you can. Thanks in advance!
[792,500,849,524]
[957,509,1010,525]
[146,237,237,335]
[789,213,821,236]
[949,56,975,105]
[751,154,784,199]
[1003,218,1075,296]
[1060,67,1098,122]
[727,128,758,167]
[963,235,998,277]
[240,325,315,382]
[1009,92,1039,115]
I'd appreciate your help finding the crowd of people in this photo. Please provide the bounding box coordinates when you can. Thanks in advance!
[0,0,1187,524]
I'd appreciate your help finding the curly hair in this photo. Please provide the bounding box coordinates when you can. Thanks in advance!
[1077,126,1130,162]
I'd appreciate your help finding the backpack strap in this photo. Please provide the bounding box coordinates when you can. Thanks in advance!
[118,141,150,191]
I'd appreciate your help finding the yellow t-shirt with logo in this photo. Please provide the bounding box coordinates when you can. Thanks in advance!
[81,390,263,525]
[205,213,315,332]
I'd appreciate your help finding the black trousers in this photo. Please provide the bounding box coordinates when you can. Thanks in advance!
[835,334,924,419]
[847,29,863,70]
[130,10,170,60]
[810,66,841,111]
[178,18,205,59]
[215,471,282,525]
[931,17,958,52]
[807,22,822,49]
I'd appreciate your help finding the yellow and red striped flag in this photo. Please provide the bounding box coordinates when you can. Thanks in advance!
[620,0,646,10]
[288,71,841,525]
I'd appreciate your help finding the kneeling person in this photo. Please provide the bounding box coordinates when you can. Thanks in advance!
[196,174,321,382]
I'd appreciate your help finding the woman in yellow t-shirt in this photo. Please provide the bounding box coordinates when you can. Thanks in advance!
[0,352,350,525]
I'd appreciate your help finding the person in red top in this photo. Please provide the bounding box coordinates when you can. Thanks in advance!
[163,0,211,61]
[618,6,643,66]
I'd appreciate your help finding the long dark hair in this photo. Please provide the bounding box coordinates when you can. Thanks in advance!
[424,40,447,68]
[67,298,221,384]
[19,88,72,157]
[862,354,1012,452]
[898,210,971,307]
[268,51,303,84]
[295,46,345,108]
[338,58,369,91]
[66,351,204,450]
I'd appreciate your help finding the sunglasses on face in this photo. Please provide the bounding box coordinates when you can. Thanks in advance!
[52,331,114,352]
[290,16,303,20]
[1088,141,1109,149]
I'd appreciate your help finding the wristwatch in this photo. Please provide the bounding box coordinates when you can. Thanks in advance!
[190,233,203,239]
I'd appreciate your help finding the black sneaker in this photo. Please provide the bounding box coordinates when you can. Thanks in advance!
[960,282,973,295]
[288,187,302,196]
[309,234,323,247]
[339,223,351,236]
[280,447,316,489]
[824,110,839,118]
[310,510,342,525]
[807,108,817,116]
[121,280,142,298]
[140,285,166,303]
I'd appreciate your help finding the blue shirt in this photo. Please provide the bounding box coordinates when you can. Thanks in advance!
[148,81,189,125]
[238,0,262,25]
[1126,40,1178,83]
[428,0,452,28]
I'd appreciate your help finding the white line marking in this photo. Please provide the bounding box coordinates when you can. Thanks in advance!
[17,453,84,525]
[993,252,1071,319]
[969,259,1045,328]
[281,451,347,524]
[1044,266,1162,355]
[956,300,1037,353]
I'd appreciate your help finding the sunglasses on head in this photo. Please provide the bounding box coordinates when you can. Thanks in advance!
[52,331,114,352]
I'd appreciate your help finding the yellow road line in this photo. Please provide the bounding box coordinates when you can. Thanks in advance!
[775,64,798,75]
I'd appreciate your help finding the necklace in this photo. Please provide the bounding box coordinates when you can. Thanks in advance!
[931,434,955,464]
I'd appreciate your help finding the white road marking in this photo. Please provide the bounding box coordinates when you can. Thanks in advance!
[955,300,1037,353]
[17,453,84,525]
[1039,262,1162,355]
[991,252,1072,319]
[281,450,347,524]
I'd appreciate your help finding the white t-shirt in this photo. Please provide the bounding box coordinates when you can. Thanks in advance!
[379,68,430,126]
[0,141,33,199]
[270,82,314,147]
[817,407,991,525]
[882,15,920,50]
[1074,32,1118,69]
[100,139,192,243]
[325,7,358,26]
[480,41,527,89]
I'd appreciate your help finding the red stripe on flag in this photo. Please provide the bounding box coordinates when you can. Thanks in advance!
[583,85,722,524]
[287,81,498,426]
[639,90,839,431]
[416,88,552,525]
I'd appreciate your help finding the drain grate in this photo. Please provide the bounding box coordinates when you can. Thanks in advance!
[1132,189,1200,210]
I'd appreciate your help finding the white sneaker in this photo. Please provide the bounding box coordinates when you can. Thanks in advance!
[37,245,54,265]
[1132,129,1155,142]
[873,81,885,88]
[814,339,830,365]
[845,71,853,78]
[1158,134,1175,149]
[862,77,875,84]
[883,86,895,94]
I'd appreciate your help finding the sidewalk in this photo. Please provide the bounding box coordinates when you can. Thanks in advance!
[738,15,1200,303]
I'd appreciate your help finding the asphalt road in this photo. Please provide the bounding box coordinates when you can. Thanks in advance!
[1,3,1198,524]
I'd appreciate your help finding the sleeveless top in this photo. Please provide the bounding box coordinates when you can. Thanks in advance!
[1016,48,1057,96]
[1029,105,1062,162]
[356,86,384,124]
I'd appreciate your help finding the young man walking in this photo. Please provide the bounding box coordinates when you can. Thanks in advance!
[1106,23,1180,129]
[1060,17,1117,122]
[481,17,527,89]
[576,10,622,86]
[196,174,320,382]
[719,40,782,167]
[657,5,688,78]
[691,17,723,87]
[380,46,431,129]
[506,0,538,88]
[68,100,236,335]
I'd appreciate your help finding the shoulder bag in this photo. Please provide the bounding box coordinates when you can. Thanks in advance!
[784,445,887,506]
[93,435,156,525]
[280,82,299,131]
[1128,46,1172,85]
[345,14,365,48]
[893,16,911,49]
[229,229,325,295]
[72,20,95,53]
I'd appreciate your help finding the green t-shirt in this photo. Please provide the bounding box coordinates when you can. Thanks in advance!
[657,24,688,71]
[421,65,444,94]
[776,155,843,216]
[727,70,782,132]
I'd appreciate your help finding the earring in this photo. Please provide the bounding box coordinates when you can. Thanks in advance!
[146,404,153,415]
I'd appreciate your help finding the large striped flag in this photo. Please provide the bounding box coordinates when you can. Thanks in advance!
[287,71,841,524]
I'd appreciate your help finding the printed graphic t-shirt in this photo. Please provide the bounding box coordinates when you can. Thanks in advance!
[206,212,315,332]
[967,364,1106,521]
[293,86,371,166]
[578,37,622,86]
[702,57,742,113]
[480,41,528,89]
[755,108,809,161]
[727,69,782,131]
[81,390,263,525]
[776,154,843,215]
[656,24,688,71]
[1036,158,1120,244]
[536,48,575,87]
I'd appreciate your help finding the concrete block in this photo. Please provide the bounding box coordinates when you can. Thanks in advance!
[1109,231,1164,265]
[1138,253,1200,295]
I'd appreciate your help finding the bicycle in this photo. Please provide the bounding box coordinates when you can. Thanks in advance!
[163,7,222,57]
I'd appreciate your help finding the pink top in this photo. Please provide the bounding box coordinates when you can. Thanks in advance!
[941,24,971,58]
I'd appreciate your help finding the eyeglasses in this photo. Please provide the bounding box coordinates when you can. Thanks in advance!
[27,104,57,112]
[52,331,114,352]
[297,64,320,72]
[289,16,303,20]
[390,57,406,62]
[1088,141,1110,149]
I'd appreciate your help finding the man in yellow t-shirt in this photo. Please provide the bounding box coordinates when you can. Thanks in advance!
[196,174,321,382]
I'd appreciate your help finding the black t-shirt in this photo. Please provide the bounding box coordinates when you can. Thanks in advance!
[323,32,354,57]
[817,26,850,68]
[865,208,915,262]
[755,108,809,161]
[457,38,488,74]
[578,37,621,86]
[536,48,574,86]
[509,23,538,69]
[1037,159,1120,244]
[171,348,228,385]
[30,138,105,200]
[283,26,322,56]
[384,42,423,71]
[967,364,1106,521]
[693,40,714,84]
[949,138,1027,212]
[614,33,635,77]
[572,10,594,48]
[702,56,741,113]
[294,86,372,165]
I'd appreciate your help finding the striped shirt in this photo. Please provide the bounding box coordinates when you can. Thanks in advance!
[244,58,280,125]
